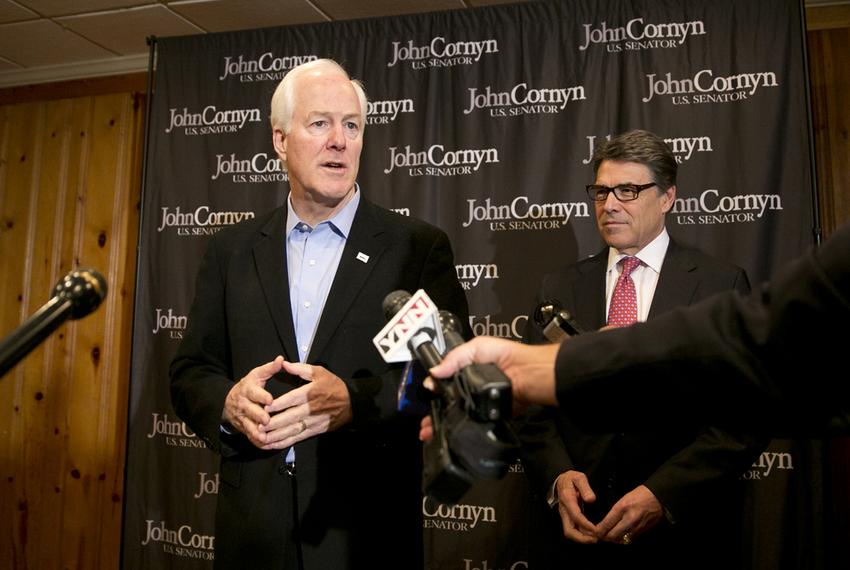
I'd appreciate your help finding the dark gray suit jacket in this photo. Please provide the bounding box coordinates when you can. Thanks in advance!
[519,237,766,568]
[170,195,469,570]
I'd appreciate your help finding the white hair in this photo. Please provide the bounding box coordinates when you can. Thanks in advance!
[269,58,368,134]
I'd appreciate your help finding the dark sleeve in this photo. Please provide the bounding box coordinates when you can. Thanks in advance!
[555,222,850,437]
[169,236,237,456]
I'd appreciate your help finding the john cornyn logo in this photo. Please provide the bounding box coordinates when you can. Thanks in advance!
[142,520,214,560]
[219,53,317,81]
[463,83,586,116]
[152,307,187,338]
[367,98,415,125]
[673,189,782,225]
[388,36,498,69]
[165,106,261,135]
[212,152,288,183]
[158,206,255,236]
[384,144,499,177]
[579,17,706,51]
[463,197,590,231]
[643,69,778,104]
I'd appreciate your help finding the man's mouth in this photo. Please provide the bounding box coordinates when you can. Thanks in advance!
[322,161,345,170]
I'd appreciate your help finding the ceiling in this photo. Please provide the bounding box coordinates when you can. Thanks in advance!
[0,0,843,88]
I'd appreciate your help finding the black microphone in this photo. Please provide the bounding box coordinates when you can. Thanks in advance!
[0,269,107,378]
[533,299,585,342]
[382,290,443,370]
[438,310,512,422]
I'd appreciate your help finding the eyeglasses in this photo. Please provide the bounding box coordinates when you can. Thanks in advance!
[585,182,657,202]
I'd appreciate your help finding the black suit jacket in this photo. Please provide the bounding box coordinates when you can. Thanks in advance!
[170,195,469,570]
[556,222,850,438]
[519,237,766,567]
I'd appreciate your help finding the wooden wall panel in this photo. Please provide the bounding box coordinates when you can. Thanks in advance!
[808,26,850,238]
[0,91,142,570]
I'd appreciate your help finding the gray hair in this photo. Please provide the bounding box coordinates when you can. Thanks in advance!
[592,129,677,190]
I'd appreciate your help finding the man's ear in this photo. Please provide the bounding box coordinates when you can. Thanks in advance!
[660,185,676,214]
[272,127,287,161]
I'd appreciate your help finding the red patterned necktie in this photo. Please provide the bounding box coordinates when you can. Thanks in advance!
[607,256,642,327]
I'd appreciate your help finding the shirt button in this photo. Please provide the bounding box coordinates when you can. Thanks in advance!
[301,345,308,353]
[304,301,311,308]
[308,259,316,266]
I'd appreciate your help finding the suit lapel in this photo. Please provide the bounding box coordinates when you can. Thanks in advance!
[307,198,386,363]
[575,251,608,330]
[648,239,700,319]
[252,208,299,361]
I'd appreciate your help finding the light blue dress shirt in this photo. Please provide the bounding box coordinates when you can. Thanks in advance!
[284,187,360,463]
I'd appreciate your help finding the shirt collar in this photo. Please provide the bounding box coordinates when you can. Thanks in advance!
[606,227,670,274]
[286,183,360,238]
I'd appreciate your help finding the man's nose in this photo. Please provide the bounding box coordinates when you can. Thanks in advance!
[603,190,620,211]
[327,123,346,150]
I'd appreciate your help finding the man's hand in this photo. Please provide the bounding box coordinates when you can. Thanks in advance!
[222,357,282,448]
[428,336,560,407]
[595,485,664,544]
[555,471,599,544]
[259,361,353,450]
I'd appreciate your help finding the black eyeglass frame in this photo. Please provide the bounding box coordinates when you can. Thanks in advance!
[585,182,658,202]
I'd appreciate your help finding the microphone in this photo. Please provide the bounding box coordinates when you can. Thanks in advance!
[374,289,445,367]
[0,268,107,378]
[533,299,585,342]
[439,310,511,422]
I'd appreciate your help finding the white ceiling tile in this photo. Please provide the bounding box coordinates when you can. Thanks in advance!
[169,0,326,32]
[15,0,151,17]
[0,0,38,23]
[0,19,114,66]
[57,4,204,56]
[313,0,464,20]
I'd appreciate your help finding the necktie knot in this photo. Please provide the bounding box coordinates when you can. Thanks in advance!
[619,256,641,278]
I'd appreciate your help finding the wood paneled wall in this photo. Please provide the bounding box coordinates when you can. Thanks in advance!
[0,88,144,569]
[0,7,846,569]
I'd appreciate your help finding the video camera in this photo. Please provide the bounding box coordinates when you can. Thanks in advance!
[373,290,519,504]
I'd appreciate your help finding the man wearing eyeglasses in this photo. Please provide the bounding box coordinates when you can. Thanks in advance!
[518,129,765,569]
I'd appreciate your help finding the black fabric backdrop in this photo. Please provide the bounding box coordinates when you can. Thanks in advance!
[123,1,821,568]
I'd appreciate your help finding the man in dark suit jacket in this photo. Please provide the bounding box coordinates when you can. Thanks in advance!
[170,59,468,570]
[519,130,765,568]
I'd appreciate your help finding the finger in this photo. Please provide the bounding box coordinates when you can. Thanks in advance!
[561,499,597,535]
[558,506,597,544]
[419,416,434,441]
[265,382,310,413]
[429,340,479,378]
[262,416,310,446]
[281,360,316,382]
[572,475,597,504]
[262,401,310,432]
[234,418,268,447]
[597,509,630,542]
[262,415,329,450]
[248,355,285,382]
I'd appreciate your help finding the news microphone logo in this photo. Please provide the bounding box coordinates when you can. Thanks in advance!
[373,289,445,363]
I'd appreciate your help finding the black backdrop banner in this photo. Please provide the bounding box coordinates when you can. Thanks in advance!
[123,1,820,568]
